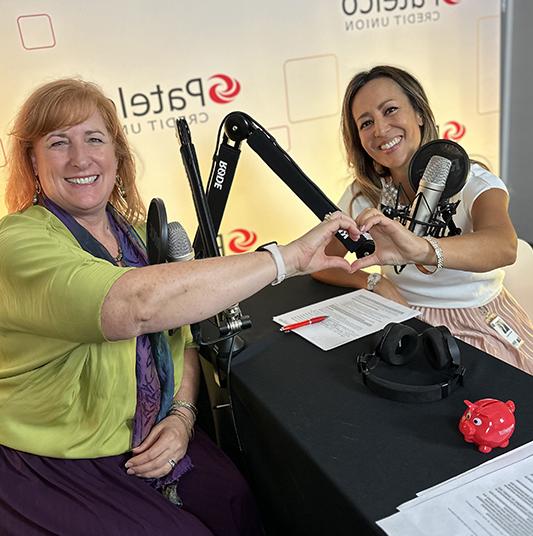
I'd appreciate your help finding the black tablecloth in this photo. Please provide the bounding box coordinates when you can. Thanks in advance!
[228,276,533,536]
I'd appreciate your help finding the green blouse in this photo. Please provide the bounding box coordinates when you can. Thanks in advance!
[0,206,194,458]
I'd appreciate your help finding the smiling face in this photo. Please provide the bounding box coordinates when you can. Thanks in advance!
[351,76,423,183]
[31,110,118,220]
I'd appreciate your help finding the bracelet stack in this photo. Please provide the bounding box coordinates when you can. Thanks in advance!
[416,236,445,275]
[168,400,197,440]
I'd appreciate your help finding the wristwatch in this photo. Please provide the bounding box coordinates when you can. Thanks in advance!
[366,272,382,292]
[256,241,286,286]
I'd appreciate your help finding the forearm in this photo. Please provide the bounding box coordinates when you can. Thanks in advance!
[102,251,277,340]
[174,347,200,405]
[417,228,517,273]
[311,267,369,289]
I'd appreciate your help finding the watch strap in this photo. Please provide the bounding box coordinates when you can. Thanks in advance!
[256,242,286,286]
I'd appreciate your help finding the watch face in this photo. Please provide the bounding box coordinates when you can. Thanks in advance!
[367,273,381,290]
[256,241,277,251]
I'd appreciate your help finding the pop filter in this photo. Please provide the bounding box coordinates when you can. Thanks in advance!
[408,140,470,200]
[147,198,168,265]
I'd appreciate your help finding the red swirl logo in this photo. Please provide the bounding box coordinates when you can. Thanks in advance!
[208,74,241,104]
[443,121,466,141]
[443,0,460,4]
[228,228,257,253]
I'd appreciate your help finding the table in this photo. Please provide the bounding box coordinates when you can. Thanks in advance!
[227,276,533,536]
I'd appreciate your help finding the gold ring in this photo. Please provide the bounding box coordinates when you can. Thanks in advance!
[168,458,177,469]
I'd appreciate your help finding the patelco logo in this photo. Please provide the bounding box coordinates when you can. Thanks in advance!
[443,0,460,5]
[442,121,466,141]
[209,74,241,104]
[228,229,257,253]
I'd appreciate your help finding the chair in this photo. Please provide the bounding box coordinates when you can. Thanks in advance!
[502,238,533,319]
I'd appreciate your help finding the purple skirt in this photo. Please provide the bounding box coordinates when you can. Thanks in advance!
[0,429,262,536]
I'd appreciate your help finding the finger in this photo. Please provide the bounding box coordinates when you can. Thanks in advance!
[355,208,383,230]
[127,442,167,470]
[127,428,166,468]
[131,426,161,454]
[359,215,390,234]
[325,212,362,238]
[323,257,354,272]
[131,448,176,478]
[350,254,380,272]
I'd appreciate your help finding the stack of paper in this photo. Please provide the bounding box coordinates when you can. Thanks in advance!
[378,441,533,536]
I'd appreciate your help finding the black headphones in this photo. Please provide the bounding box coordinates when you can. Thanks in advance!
[356,323,465,403]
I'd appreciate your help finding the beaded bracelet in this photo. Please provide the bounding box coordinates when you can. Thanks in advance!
[416,236,444,275]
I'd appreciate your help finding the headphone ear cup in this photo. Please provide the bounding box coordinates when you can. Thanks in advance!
[421,327,452,370]
[378,323,419,366]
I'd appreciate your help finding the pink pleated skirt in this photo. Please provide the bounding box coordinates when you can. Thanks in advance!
[411,287,533,375]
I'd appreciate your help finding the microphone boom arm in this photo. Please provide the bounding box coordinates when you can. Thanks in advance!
[186,111,374,259]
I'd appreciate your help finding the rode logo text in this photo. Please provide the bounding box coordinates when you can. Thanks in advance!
[213,160,228,190]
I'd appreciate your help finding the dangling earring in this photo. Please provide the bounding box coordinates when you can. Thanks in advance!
[373,160,385,176]
[116,175,127,199]
[32,180,42,205]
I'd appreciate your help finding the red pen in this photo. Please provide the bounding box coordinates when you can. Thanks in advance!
[280,315,328,332]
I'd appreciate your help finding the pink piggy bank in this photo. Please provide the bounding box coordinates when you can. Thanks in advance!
[459,399,516,453]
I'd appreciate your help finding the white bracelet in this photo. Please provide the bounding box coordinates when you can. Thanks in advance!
[258,242,286,285]
[417,236,444,275]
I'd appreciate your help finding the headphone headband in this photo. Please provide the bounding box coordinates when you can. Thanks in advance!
[356,324,465,403]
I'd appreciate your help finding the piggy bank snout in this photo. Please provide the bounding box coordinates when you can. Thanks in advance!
[460,419,476,435]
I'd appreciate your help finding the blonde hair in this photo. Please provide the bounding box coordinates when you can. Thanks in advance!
[5,78,145,224]
[341,66,439,208]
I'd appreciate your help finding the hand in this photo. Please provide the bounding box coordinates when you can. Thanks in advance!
[281,211,362,276]
[125,415,191,478]
[350,208,430,271]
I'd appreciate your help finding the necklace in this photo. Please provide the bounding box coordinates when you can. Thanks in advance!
[114,243,124,263]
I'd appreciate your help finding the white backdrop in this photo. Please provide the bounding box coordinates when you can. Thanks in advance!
[0,0,501,253]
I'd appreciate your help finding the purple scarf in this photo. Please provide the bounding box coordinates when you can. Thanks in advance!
[40,198,192,489]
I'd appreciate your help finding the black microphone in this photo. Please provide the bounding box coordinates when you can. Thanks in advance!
[408,155,452,236]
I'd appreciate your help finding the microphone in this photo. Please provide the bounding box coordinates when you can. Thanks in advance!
[168,221,195,262]
[167,223,195,333]
[166,217,252,346]
[407,155,452,236]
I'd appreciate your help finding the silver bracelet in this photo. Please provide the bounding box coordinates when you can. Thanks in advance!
[169,400,198,418]
[419,236,444,275]
[366,272,382,292]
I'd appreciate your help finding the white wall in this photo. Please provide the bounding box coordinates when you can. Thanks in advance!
[0,0,501,252]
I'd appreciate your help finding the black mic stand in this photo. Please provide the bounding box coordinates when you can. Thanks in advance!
[176,119,250,389]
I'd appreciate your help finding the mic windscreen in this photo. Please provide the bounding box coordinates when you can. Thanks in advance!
[168,221,195,262]
[409,139,470,199]
[147,198,168,265]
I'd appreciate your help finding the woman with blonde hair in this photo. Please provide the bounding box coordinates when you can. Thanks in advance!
[313,65,533,374]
